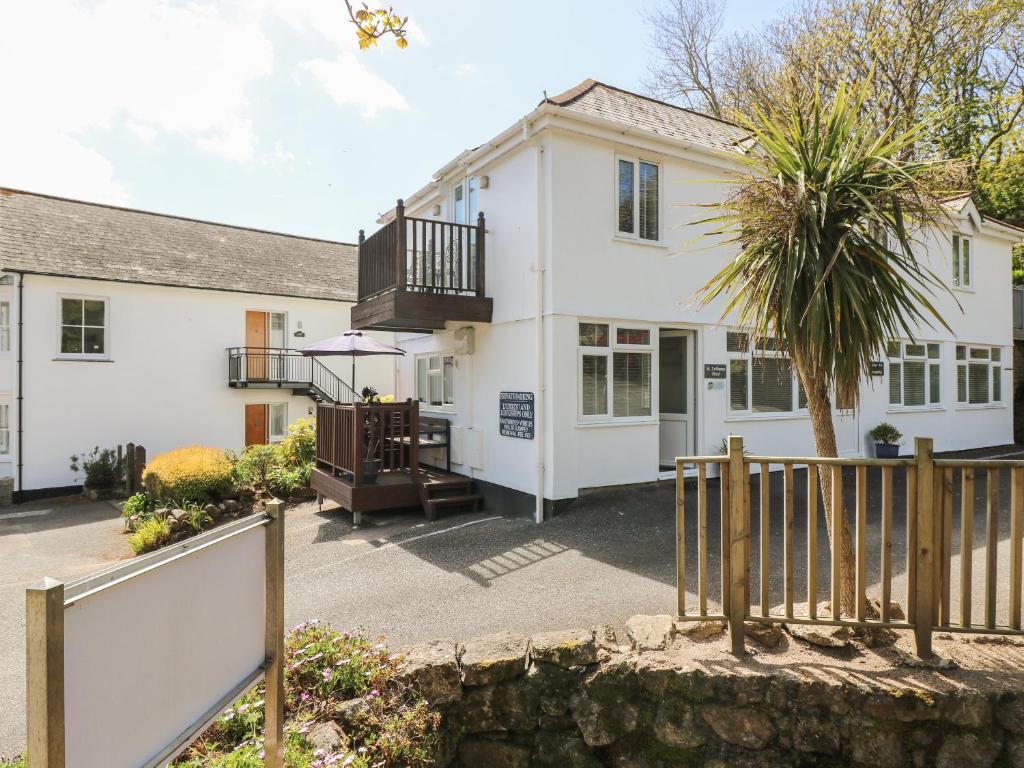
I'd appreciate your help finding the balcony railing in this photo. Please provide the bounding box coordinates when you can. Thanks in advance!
[315,399,420,485]
[358,199,486,301]
[227,347,356,403]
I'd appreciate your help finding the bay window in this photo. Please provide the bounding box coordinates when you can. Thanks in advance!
[416,353,455,409]
[579,322,652,420]
[956,345,1002,405]
[616,157,659,241]
[888,341,941,408]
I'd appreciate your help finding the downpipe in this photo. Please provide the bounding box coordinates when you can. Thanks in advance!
[534,141,546,525]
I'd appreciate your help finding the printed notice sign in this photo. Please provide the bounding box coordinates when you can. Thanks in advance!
[499,391,535,439]
[704,364,727,379]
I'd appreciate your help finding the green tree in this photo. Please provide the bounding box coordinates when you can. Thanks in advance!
[697,81,953,612]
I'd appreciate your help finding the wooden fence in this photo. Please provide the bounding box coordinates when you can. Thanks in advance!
[675,436,1024,656]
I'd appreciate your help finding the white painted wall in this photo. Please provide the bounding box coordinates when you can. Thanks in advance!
[385,111,1020,506]
[10,275,395,492]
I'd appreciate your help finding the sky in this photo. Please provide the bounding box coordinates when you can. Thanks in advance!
[0,0,787,243]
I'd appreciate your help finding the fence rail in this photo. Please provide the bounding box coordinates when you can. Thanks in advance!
[675,436,1024,656]
[315,400,420,486]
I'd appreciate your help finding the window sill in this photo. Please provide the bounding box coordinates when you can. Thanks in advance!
[952,286,976,294]
[52,357,113,363]
[886,406,946,414]
[724,412,809,423]
[611,235,668,250]
[420,406,456,416]
[576,419,658,429]
[954,403,1006,411]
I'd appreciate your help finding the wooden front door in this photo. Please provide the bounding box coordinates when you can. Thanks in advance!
[246,311,267,380]
[245,404,267,447]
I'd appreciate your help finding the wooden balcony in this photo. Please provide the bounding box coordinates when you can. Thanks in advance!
[351,199,493,332]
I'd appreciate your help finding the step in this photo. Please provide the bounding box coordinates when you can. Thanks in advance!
[421,476,473,489]
[429,493,483,507]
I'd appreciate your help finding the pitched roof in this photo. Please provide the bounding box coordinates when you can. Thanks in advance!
[543,79,751,154]
[0,188,358,302]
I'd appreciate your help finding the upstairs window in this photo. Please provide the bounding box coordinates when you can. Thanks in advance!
[616,157,659,241]
[579,322,652,420]
[416,353,455,409]
[0,301,9,352]
[0,403,8,454]
[952,234,972,288]
[888,341,941,408]
[956,345,1002,405]
[59,296,107,358]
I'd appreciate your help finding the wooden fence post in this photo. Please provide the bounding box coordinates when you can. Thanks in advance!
[26,578,65,768]
[676,458,686,618]
[263,500,286,768]
[727,435,747,654]
[913,437,935,658]
[124,442,134,495]
[134,445,146,494]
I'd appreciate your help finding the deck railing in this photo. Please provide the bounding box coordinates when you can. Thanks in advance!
[357,199,486,301]
[676,436,1024,656]
[315,399,420,486]
[227,348,356,403]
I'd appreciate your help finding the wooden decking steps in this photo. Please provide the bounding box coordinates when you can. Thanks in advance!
[418,470,482,520]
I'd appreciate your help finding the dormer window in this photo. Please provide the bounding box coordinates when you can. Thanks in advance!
[952,234,972,288]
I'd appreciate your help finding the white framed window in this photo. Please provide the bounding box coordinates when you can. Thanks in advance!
[269,403,288,443]
[952,234,972,289]
[578,322,653,421]
[416,353,455,409]
[615,156,660,241]
[0,403,9,455]
[727,332,808,415]
[58,295,108,358]
[956,345,1003,405]
[453,177,478,225]
[0,301,9,352]
[887,341,941,408]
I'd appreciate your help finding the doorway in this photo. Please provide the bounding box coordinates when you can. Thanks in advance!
[659,329,696,469]
[245,310,285,381]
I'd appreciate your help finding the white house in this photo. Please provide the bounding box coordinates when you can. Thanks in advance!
[0,188,394,500]
[345,79,1024,521]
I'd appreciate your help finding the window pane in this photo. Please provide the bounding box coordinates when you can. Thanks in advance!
[83,327,105,354]
[929,363,940,404]
[617,159,634,234]
[889,362,902,404]
[269,404,287,441]
[927,343,940,359]
[269,313,285,348]
[612,352,651,417]
[993,366,1002,402]
[952,235,960,286]
[61,326,83,354]
[957,364,967,402]
[428,373,442,406]
[0,328,8,353]
[886,340,900,358]
[992,348,1002,362]
[0,404,8,429]
[905,344,925,358]
[443,356,454,405]
[962,238,970,286]
[904,361,926,406]
[416,359,427,402]
[968,362,989,404]
[61,298,83,325]
[0,302,8,326]
[428,355,441,371]
[616,328,650,345]
[638,162,658,241]
[797,380,808,410]
[659,336,686,414]
[579,323,609,347]
[581,355,608,416]
[751,356,793,413]
[970,347,989,360]
[83,299,105,326]
[727,332,749,353]
[956,345,966,360]
[729,360,748,411]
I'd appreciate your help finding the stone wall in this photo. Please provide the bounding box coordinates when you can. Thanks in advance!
[395,614,1024,768]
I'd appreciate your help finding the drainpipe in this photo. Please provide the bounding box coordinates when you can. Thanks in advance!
[15,272,23,502]
[533,139,546,524]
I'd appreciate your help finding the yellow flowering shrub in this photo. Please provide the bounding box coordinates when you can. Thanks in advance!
[143,446,233,502]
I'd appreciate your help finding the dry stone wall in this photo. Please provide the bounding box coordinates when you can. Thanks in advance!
[394,615,1024,768]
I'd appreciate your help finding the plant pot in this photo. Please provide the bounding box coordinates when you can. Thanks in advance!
[875,443,900,459]
[362,458,382,484]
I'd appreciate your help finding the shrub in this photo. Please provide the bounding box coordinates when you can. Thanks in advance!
[868,422,903,445]
[230,443,283,495]
[143,446,232,503]
[128,516,172,554]
[179,501,213,532]
[69,446,122,490]
[279,417,315,467]
[122,491,156,521]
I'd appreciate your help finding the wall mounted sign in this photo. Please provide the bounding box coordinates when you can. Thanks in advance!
[293,330,306,338]
[499,391,535,439]
[870,361,885,376]
[704,364,727,380]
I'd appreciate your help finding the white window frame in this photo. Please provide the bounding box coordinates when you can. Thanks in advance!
[57,294,110,360]
[0,400,10,456]
[452,177,478,225]
[952,233,973,290]
[726,332,809,418]
[268,403,288,443]
[956,344,1004,407]
[415,352,455,411]
[577,321,655,424]
[0,300,10,353]
[614,155,661,243]
[886,340,942,410]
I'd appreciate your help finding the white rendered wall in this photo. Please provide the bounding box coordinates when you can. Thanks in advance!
[14,275,396,491]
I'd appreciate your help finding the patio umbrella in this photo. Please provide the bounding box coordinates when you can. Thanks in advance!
[299,330,405,395]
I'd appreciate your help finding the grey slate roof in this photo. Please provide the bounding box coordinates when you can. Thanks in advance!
[0,188,358,302]
[544,79,750,154]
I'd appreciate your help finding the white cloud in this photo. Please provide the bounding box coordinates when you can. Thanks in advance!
[0,0,411,202]
[302,54,410,118]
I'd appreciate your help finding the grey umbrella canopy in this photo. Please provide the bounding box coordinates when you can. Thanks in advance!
[299,330,405,394]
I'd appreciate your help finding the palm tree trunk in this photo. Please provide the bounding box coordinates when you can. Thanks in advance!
[792,353,857,615]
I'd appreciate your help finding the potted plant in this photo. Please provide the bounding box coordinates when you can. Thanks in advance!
[869,423,903,459]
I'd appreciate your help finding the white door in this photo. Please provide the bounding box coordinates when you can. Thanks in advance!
[659,330,695,466]
[834,407,860,456]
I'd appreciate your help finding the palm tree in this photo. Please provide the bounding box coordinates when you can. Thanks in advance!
[697,80,955,612]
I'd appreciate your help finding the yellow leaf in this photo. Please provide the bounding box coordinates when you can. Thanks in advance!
[396,36,408,48]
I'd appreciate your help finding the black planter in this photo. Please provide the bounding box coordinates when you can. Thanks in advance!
[875,443,900,459]
[362,458,382,484]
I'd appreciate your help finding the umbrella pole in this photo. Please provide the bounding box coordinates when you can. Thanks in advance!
[351,357,356,397]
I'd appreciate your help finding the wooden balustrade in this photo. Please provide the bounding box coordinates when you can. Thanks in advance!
[315,400,419,486]
[675,436,1024,657]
